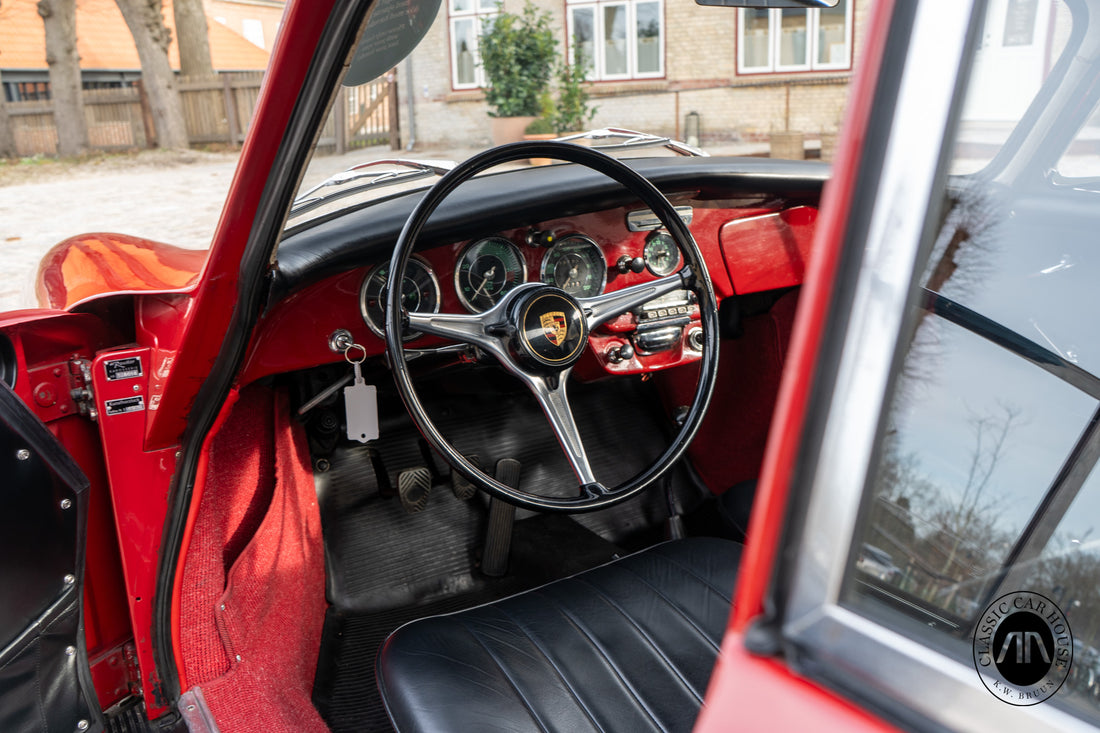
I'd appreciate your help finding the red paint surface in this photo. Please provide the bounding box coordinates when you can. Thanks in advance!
[695,632,901,733]
[91,347,178,713]
[719,206,817,294]
[36,232,205,311]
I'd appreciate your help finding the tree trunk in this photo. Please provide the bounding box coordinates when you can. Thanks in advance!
[37,0,87,156]
[0,70,16,158]
[173,0,213,78]
[114,0,189,149]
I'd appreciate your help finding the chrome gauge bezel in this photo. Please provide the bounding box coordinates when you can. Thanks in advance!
[454,236,528,313]
[643,230,683,277]
[539,234,607,299]
[359,254,442,341]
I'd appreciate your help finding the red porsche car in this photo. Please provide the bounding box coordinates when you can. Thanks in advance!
[3,0,1100,731]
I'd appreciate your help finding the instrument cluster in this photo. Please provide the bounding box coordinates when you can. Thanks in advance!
[358,226,683,334]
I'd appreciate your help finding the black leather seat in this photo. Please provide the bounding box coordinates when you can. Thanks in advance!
[376,537,742,733]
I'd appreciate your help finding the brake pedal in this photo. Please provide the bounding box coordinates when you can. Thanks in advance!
[397,467,431,513]
[480,458,521,577]
[451,455,481,500]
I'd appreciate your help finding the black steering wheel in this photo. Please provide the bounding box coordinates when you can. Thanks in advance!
[384,141,718,512]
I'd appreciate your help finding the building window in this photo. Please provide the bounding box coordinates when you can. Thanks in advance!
[567,0,664,81]
[738,1,851,74]
[449,0,497,90]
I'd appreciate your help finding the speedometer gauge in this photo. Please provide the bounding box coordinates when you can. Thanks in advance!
[455,237,527,312]
[541,235,606,298]
[360,256,441,341]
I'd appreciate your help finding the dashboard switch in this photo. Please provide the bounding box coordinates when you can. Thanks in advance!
[606,341,635,364]
[616,256,646,274]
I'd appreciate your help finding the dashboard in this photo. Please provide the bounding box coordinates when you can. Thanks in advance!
[244,194,820,385]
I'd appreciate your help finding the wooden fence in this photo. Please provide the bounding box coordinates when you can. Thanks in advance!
[316,72,400,154]
[6,72,398,157]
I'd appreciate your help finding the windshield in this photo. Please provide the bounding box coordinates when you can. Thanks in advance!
[284,0,857,230]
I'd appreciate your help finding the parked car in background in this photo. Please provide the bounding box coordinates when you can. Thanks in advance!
[856,543,899,582]
[4,0,1100,732]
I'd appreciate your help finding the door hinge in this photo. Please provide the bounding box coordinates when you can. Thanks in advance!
[68,358,97,421]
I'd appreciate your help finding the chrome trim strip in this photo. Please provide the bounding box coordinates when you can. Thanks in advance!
[626,206,694,231]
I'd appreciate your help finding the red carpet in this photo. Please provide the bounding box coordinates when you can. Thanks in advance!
[179,386,330,732]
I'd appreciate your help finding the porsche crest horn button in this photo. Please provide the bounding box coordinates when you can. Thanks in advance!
[513,289,587,369]
[540,311,568,346]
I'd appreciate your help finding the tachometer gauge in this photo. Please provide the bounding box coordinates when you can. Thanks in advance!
[360,256,441,341]
[541,235,606,298]
[643,231,682,276]
[455,237,527,312]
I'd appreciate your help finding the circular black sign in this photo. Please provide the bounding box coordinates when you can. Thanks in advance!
[516,291,587,368]
[973,591,1072,706]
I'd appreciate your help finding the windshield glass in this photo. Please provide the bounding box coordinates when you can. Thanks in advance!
[845,0,1100,722]
[283,0,857,231]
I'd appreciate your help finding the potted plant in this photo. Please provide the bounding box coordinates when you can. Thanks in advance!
[551,44,597,135]
[479,1,558,145]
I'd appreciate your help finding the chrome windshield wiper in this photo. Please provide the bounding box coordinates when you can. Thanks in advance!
[553,128,708,157]
[289,158,456,219]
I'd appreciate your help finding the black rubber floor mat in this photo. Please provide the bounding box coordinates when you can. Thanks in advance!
[313,371,681,612]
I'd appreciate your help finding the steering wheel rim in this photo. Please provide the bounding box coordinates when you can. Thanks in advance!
[384,141,719,512]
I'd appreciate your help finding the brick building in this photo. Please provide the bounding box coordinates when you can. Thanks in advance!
[397,0,871,150]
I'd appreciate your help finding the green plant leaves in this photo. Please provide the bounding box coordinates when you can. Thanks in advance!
[479,2,557,118]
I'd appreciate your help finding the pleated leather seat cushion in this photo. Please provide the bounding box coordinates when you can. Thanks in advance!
[376,536,742,733]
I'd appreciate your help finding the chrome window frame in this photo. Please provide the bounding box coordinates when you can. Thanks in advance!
[778,0,1094,730]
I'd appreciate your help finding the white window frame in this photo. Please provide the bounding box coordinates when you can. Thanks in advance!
[449,0,497,91]
[566,0,665,82]
[737,2,853,75]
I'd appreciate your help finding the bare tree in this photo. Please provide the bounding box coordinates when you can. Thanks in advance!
[0,3,16,157]
[0,69,15,158]
[173,0,213,78]
[37,0,87,156]
[115,0,189,149]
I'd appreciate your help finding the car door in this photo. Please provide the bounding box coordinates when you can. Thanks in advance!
[0,378,100,732]
[702,0,1100,730]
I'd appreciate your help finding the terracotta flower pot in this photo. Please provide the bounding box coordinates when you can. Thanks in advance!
[522,132,557,166]
[490,116,538,146]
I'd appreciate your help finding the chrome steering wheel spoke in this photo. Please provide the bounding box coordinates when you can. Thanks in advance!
[579,271,687,330]
[518,370,599,489]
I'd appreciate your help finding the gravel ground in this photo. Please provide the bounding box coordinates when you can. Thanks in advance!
[0,139,766,312]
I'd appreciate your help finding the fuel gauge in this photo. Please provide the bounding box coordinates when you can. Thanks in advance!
[643,231,682,277]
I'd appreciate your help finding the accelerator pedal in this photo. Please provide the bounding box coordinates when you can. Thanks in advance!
[451,455,481,500]
[397,467,432,513]
[480,458,521,577]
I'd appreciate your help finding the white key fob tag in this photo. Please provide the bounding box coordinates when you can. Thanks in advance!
[345,359,379,443]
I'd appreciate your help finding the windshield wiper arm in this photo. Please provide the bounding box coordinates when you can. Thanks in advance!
[553,128,707,157]
[289,158,456,218]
